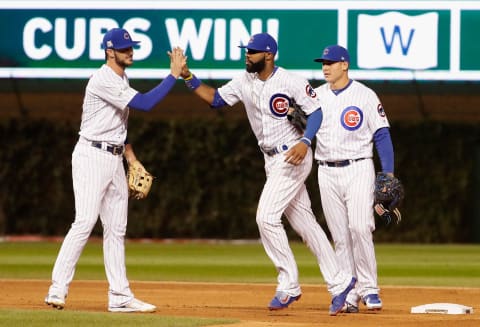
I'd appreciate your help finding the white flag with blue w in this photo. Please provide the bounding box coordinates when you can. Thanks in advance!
[357,12,438,70]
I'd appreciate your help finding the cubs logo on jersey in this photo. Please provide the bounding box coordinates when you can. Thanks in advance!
[377,103,386,117]
[340,106,363,131]
[305,84,317,98]
[269,93,290,117]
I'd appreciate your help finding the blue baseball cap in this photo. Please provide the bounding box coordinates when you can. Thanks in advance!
[102,28,140,50]
[238,33,278,54]
[314,45,350,63]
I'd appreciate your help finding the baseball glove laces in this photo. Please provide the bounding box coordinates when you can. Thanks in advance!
[287,98,307,133]
[373,172,405,224]
[127,160,154,200]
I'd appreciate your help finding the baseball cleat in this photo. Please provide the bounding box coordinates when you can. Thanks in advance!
[329,277,357,316]
[108,298,156,313]
[363,294,382,311]
[268,292,301,310]
[45,294,65,310]
[341,301,359,313]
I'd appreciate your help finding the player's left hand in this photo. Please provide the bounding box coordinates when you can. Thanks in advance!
[284,142,308,165]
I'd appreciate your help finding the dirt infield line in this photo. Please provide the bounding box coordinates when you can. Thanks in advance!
[1,279,479,327]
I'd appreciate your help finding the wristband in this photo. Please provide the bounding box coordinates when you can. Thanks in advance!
[185,74,201,90]
[184,72,193,81]
[300,137,312,146]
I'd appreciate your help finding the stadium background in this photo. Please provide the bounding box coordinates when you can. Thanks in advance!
[0,79,479,243]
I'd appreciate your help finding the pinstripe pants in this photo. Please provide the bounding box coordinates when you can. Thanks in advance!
[256,148,352,297]
[48,140,134,307]
[317,158,379,303]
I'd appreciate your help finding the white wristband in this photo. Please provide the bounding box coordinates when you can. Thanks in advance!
[300,137,311,146]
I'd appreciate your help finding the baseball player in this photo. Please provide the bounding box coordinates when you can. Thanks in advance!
[312,45,397,312]
[179,33,356,315]
[44,28,185,312]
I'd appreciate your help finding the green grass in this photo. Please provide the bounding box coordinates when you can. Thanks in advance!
[1,241,480,287]
[1,241,480,326]
[0,308,233,327]
[376,244,480,287]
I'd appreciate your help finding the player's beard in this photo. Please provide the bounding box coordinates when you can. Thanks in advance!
[114,53,133,68]
[246,56,266,73]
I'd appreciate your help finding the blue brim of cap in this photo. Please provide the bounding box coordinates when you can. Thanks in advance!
[313,57,343,62]
[115,41,141,50]
[238,45,277,54]
[238,45,260,50]
[103,40,141,50]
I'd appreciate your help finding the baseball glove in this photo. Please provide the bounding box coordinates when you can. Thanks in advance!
[127,160,154,200]
[287,99,307,133]
[374,172,405,224]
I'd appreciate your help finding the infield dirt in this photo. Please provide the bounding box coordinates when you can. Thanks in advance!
[1,279,479,327]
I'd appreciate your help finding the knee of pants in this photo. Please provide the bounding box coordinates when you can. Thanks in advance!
[70,217,97,237]
[102,222,127,238]
[256,212,282,233]
[349,223,375,241]
[333,237,350,251]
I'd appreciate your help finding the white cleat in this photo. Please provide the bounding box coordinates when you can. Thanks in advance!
[45,294,66,310]
[363,294,383,311]
[108,298,156,313]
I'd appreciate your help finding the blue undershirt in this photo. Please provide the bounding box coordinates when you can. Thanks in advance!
[373,127,394,173]
[211,90,227,108]
[128,74,177,111]
[303,109,323,141]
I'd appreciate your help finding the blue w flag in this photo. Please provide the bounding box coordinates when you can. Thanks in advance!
[357,12,438,70]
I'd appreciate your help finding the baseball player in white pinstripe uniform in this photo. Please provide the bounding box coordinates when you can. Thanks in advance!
[45,28,185,312]
[312,45,397,313]
[179,33,355,315]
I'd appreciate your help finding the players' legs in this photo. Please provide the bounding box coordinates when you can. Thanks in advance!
[317,166,359,304]
[256,153,312,296]
[284,184,353,296]
[99,157,134,308]
[48,143,110,299]
[344,160,379,299]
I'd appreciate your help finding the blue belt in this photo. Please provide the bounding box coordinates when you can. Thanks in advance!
[317,158,367,167]
[263,144,289,156]
[91,141,124,155]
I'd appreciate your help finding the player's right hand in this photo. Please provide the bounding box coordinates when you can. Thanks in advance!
[284,142,308,165]
[180,65,191,79]
[168,47,186,78]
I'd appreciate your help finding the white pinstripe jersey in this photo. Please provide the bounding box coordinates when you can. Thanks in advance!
[79,64,138,145]
[218,67,322,149]
[314,80,390,161]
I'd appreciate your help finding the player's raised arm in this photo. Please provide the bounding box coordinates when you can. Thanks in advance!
[128,47,186,112]
[180,63,219,106]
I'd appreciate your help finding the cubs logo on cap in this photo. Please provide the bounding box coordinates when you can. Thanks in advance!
[314,45,350,63]
[102,28,140,50]
[238,33,278,55]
